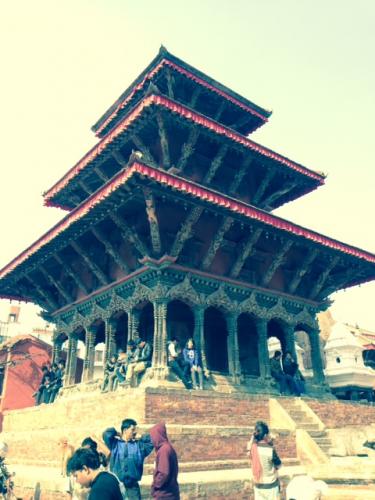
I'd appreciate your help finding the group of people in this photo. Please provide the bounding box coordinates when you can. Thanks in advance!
[34,359,65,405]
[270,350,305,396]
[101,336,205,393]
[101,338,152,392]
[62,418,179,500]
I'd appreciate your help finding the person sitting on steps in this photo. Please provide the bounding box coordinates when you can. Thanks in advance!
[101,354,118,393]
[168,338,192,389]
[270,350,300,396]
[125,338,152,387]
[183,338,203,390]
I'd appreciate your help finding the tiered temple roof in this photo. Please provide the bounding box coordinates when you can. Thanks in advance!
[0,48,374,320]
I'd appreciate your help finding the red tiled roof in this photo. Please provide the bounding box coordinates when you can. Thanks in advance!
[43,94,324,206]
[1,161,374,282]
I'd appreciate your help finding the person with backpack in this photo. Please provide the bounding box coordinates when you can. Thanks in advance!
[247,421,282,500]
[103,418,153,499]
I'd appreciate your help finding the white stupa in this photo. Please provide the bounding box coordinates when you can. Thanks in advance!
[324,322,375,397]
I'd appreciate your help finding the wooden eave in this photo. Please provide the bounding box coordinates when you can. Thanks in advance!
[1,160,374,304]
[92,47,271,137]
[43,93,324,210]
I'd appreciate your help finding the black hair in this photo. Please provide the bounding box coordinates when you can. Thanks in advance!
[253,421,269,442]
[170,337,178,343]
[41,365,49,372]
[127,340,136,347]
[51,363,58,369]
[58,359,66,368]
[66,448,100,474]
[121,418,137,432]
[81,437,98,450]
[274,350,282,358]
[185,338,195,348]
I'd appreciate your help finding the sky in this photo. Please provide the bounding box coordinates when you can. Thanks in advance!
[0,0,374,331]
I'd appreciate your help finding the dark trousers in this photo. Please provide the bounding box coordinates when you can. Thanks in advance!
[170,360,191,389]
[125,482,141,500]
[272,372,301,396]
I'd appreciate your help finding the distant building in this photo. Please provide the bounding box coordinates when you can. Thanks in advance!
[324,322,375,401]
[0,335,51,423]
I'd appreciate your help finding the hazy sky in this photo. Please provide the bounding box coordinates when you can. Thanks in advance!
[0,0,374,329]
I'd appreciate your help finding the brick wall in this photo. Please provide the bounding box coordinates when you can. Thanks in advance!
[308,399,375,428]
[144,388,270,425]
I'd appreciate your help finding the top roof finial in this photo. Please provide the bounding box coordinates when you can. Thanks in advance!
[159,45,169,56]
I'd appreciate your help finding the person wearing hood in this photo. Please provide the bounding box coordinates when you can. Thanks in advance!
[149,423,180,500]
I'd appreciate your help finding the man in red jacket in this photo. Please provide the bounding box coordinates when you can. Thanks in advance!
[149,423,180,500]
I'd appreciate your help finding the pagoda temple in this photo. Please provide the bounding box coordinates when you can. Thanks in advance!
[1,47,374,396]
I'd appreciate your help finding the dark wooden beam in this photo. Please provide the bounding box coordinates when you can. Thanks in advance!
[69,241,108,286]
[214,100,226,122]
[94,167,109,183]
[156,113,170,169]
[170,207,203,258]
[252,168,276,205]
[175,127,200,172]
[288,248,319,295]
[166,68,175,99]
[309,256,340,300]
[78,179,93,197]
[130,135,158,166]
[203,144,228,184]
[109,213,149,257]
[229,157,253,195]
[189,87,202,107]
[261,181,297,210]
[21,274,58,310]
[229,228,263,279]
[90,227,129,274]
[201,216,233,270]
[316,267,359,300]
[143,189,162,255]
[261,240,294,287]
[54,254,91,295]
[112,149,128,167]
[39,267,74,304]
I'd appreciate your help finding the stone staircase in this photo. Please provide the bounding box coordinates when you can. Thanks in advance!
[279,398,333,456]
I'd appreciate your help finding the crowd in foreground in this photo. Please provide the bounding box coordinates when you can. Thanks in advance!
[0,418,332,500]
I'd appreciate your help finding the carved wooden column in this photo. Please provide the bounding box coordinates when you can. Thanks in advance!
[226,312,241,383]
[52,336,63,364]
[65,335,78,386]
[309,328,326,384]
[193,306,208,375]
[256,317,271,379]
[151,299,168,379]
[128,308,140,342]
[83,327,96,382]
[104,319,116,365]
[283,323,297,360]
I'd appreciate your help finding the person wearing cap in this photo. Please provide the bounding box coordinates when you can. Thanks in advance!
[125,338,152,387]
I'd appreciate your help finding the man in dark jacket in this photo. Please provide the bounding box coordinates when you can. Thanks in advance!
[67,447,122,500]
[103,418,153,499]
[149,422,180,500]
[125,338,152,387]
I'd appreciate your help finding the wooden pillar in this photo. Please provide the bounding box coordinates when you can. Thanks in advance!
[256,317,271,379]
[83,327,96,382]
[151,299,168,379]
[309,328,326,384]
[52,336,63,364]
[65,335,78,386]
[104,319,116,365]
[283,323,297,360]
[128,309,140,341]
[193,306,208,375]
[226,312,241,383]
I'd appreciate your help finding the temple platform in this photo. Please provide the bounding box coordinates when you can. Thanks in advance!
[1,387,375,498]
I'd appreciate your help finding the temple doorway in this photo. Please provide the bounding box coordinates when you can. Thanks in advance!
[237,313,260,376]
[204,307,228,373]
[110,311,128,352]
[167,300,194,348]
[138,302,154,344]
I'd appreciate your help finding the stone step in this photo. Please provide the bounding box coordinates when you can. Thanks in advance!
[298,423,321,430]
[308,430,328,438]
